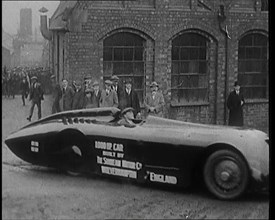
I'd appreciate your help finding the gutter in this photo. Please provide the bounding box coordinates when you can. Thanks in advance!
[40,15,52,41]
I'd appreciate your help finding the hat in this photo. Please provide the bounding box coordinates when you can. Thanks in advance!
[121,107,134,116]
[105,80,113,85]
[111,75,119,81]
[150,81,159,88]
[50,75,55,79]
[234,81,240,87]
[85,88,93,93]
[74,79,82,86]
[92,80,99,86]
[124,78,132,84]
[31,76,38,80]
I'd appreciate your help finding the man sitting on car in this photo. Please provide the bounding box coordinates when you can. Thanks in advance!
[118,107,136,127]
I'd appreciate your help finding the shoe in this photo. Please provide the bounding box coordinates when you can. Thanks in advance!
[27,117,31,122]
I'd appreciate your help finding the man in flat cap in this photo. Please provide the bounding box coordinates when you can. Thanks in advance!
[227,81,245,126]
[50,75,62,114]
[100,80,118,108]
[27,76,44,121]
[84,74,92,91]
[72,79,85,110]
[111,75,123,102]
[144,81,165,118]
[120,78,141,118]
[90,80,102,108]
[61,78,75,111]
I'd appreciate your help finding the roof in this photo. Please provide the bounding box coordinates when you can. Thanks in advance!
[49,1,77,30]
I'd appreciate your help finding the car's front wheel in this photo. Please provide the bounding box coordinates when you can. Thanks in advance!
[203,149,249,200]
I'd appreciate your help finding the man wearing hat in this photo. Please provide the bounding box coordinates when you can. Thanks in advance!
[100,80,118,108]
[27,76,44,121]
[61,78,75,111]
[50,75,62,114]
[84,74,92,91]
[110,75,123,101]
[19,76,29,106]
[89,80,102,108]
[144,81,165,118]
[118,107,136,127]
[119,78,141,118]
[227,81,245,126]
[72,79,85,110]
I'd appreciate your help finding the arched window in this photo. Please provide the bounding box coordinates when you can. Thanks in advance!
[238,33,268,99]
[103,32,145,102]
[171,33,209,104]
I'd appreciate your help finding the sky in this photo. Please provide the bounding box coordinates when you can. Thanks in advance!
[2,1,60,35]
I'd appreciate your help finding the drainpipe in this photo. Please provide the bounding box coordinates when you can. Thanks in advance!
[217,5,231,125]
[40,14,52,41]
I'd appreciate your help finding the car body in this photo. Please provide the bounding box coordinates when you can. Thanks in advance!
[5,107,269,200]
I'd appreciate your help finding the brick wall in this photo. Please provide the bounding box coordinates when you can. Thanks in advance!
[55,0,268,132]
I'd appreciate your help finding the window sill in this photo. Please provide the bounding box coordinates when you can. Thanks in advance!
[244,99,269,104]
[170,101,209,107]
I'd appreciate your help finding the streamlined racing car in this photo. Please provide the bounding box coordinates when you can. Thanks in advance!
[5,107,269,200]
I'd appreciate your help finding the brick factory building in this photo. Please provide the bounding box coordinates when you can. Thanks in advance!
[40,0,268,132]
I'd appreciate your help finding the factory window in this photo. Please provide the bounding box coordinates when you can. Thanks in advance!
[103,32,145,103]
[238,33,268,99]
[171,33,209,104]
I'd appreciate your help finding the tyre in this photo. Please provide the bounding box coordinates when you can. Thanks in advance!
[57,133,89,175]
[203,149,249,200]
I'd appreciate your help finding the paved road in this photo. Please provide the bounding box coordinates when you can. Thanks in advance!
[2,95,269,219]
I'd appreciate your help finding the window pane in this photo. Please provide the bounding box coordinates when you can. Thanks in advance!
[199,47,206,59]
[114,48,123,60]
[190,48,199,60]
[124,62,133,74]
[180,48,189,60]
[198,88,208,102]
[103,47,113,60]
[133,76,144,89]
[188,61,199,73]
[172,47,180,60]
[134,47,143,60]
[198,74,208,87]
[199,61,207,73]
[103,62,113,76]
[124,48,133,61]
[179,61,189,73]
[113,62,124,75]
[172,62,180,74]
[133,62,144,75]
[171,75,179,87]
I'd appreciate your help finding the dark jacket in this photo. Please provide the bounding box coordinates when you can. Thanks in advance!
[29,82,44,102]
[20,80,29,95]
[120,89,141,117]
[227,90,245,126]
[90,89,102,108]
[72,88,85,110]
[62,86,74,111]
[52,83,62,104]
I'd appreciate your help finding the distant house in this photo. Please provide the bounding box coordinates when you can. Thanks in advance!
[41,0,268,132]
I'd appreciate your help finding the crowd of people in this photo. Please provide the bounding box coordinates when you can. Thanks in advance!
[3,65,245,127]
[27,74,166,122]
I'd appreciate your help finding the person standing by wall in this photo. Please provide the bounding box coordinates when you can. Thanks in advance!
[110,75,123,103]
[61,78,74,111]
[144,81,165,118]
[50,75,62,114]
[227,81,245,126]
[72,79,85,110]
[120,78,141,118]
[27,76,44,121]
[20,76,29,106]
[90,80,102,108]
[100,80,118,108]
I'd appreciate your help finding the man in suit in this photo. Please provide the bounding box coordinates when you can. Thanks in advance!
[100,80,118,108]
[90,80,101,108]
[50,75,62,114]
[72,79,85,110]
[144,81,165,118]
[61,78,75,111]
[227,81,245,126]
[120,78,141,118]
[111,75,123,103]
[27,76,44,121]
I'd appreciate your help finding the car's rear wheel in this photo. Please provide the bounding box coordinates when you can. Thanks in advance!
[203,149,249,200]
